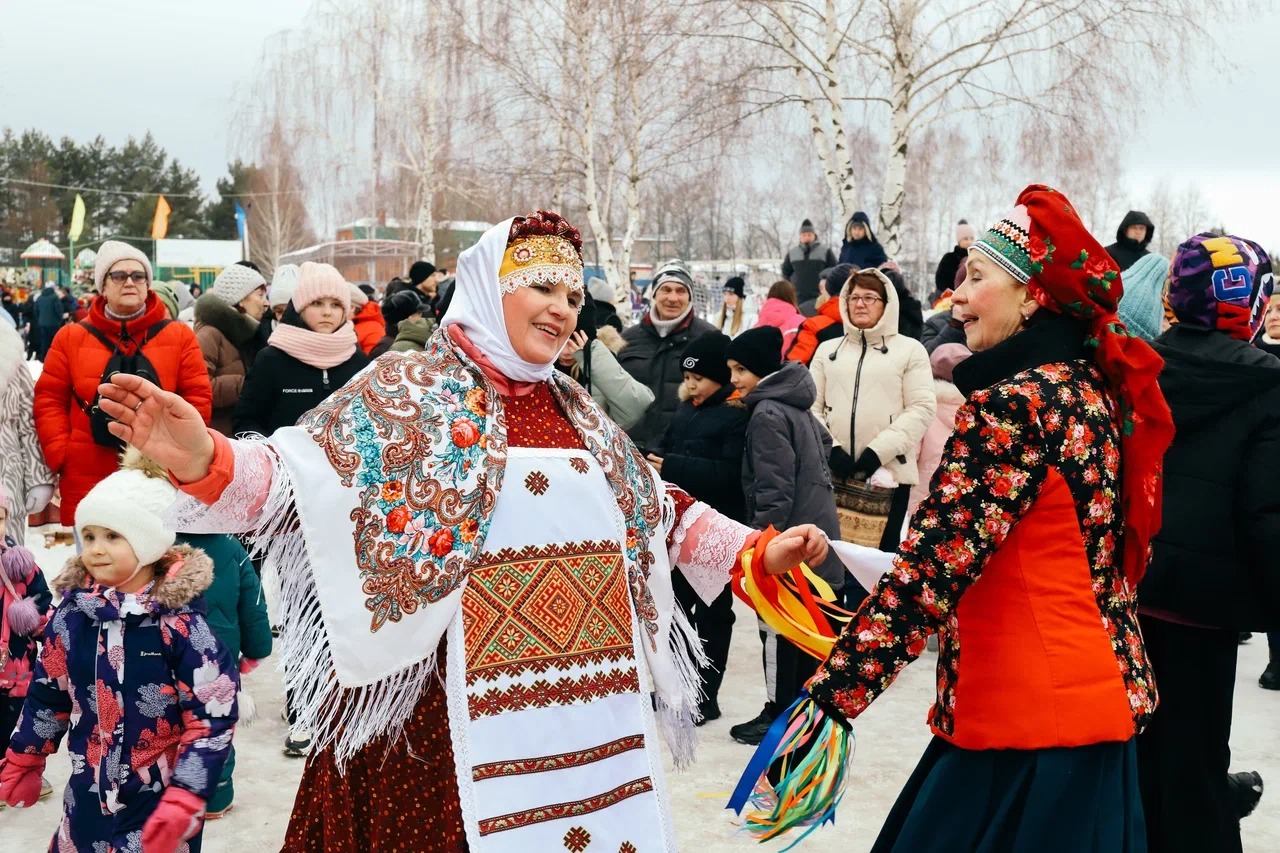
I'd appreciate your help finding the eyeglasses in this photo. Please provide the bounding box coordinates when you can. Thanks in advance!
[846,294,883,305]
[107,271,148,285]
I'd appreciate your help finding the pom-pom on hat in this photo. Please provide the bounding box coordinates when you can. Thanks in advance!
[680,331,732,386]
[291,262,351,313]
[726,325,784,379]
[1168,233,1273,342]
[94,240,153,291]
[75,466,177,568]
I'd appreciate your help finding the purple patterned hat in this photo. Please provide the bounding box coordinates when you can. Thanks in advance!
[1168,233,1273,341]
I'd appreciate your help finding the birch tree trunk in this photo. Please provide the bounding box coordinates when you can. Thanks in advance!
[877,1,917,259]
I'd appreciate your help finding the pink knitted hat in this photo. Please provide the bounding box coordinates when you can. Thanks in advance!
[291,262,351,314]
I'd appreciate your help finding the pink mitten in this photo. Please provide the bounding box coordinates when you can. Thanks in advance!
[142,786,206,853]
[0,749,47,807]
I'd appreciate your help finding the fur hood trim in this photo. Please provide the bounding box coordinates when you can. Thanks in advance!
[596,325,626,354]
[0,321,23,392]
[194,293,259,346]
[53,543,213,610]
[934,378,965,406]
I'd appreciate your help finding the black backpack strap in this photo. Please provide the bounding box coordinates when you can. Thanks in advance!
[78,320,119,353]
[140,319,173,345]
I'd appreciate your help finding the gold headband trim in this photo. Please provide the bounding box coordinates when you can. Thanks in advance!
[498,236,584,295]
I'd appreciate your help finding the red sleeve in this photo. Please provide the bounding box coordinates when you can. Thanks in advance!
[32,328,75,473]
[172,430,235,504]
[786,319,818,364]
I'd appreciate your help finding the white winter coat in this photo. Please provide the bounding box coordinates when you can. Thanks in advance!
[810,269,935,485]
[0,323,55,544]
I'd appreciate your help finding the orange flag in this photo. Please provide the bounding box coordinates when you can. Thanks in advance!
[151,195,171,240]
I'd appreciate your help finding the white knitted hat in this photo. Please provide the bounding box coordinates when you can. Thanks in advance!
[74,468,177,567]
[210,264,267,307]
[270,264,301,309]
[349,283,369,308]
[94,240,153,291]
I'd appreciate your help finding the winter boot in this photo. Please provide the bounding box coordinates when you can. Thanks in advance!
[696,698,721,727]
[1260,661,1280,690]
[1228,771,1264,819]
[730,702,779,745]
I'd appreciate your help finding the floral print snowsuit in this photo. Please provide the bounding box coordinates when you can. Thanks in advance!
[8,547,237,853]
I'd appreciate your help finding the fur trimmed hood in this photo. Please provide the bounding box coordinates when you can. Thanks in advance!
[596,324,626,354]
[194,292,259,346]
[934,378,966,407]
[0,320,24,391]
[53,543,213,611]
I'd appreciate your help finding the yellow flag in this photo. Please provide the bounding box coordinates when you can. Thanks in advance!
[68,194,86,242]
[151,195,171,240]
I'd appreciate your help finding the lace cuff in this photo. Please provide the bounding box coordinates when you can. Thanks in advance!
[165,438,279,534]
[668,501,752,604]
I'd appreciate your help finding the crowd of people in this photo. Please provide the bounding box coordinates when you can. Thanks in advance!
[0,190,1275,853]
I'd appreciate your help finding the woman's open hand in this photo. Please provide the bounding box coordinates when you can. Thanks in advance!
[761,524,830,575]
[97,374,215,483]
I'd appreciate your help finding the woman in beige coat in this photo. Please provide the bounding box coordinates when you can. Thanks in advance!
[810,267,934,554]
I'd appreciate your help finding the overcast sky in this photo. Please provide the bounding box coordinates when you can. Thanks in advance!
[2,1,1278,243]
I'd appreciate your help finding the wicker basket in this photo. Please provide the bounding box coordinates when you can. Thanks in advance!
[833,478,894,548]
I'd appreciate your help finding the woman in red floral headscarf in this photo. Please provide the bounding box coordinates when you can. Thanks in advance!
[805,185,1174,851]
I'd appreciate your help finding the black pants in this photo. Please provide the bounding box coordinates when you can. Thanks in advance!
[0,694,23,754]
[1136,614,1241,853]
[672,570,735,704]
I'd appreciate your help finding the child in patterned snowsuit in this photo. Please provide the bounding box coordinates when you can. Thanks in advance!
[0,466,238,853]
[0,484,53,761]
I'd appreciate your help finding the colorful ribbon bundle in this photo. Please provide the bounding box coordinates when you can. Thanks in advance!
[728,529,858,847]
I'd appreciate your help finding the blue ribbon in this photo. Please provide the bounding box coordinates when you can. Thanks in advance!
[726,693,809,815]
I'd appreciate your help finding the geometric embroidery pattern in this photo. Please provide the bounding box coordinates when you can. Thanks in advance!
[525,470,550,496]
[478,777,655,835]
[569,457,591,474]
[620,844,637,853]
[472,735,646,781]
[463,540,634,683]
[468,668,641,721]
[563,826,591,852]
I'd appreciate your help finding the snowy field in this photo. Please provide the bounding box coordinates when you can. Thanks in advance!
[4,527,1279,852]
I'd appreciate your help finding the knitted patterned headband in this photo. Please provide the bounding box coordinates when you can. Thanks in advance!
[972,204,1044,285]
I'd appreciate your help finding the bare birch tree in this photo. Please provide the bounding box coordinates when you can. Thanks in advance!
[714,0,1231,259]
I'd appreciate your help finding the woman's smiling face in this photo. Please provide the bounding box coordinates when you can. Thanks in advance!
[502,279,582,364]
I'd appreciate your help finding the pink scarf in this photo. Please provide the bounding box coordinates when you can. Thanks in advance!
[268,321,359,369]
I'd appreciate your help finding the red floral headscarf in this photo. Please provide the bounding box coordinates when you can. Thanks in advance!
[976,184,1175,587]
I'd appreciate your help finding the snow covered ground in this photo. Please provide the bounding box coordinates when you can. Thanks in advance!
[5,528,1279,851]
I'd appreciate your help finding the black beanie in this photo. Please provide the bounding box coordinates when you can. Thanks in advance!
[680,331,731,386]
[723,276,746,299]
[382,289,426,327]
[799,219,816,236]
[726,326,783,379]
[820,263,856,297]
[409,260,436,285]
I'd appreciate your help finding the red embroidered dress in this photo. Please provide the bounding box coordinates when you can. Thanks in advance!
[809,355,1156,750]
[176,378,747,853]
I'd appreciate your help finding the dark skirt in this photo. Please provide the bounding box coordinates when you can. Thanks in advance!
[873,736,1146,853]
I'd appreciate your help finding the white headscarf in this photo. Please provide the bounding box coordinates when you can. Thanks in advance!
[441,217,562,382]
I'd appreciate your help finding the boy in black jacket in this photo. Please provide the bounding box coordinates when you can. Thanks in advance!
[648,331,747,723]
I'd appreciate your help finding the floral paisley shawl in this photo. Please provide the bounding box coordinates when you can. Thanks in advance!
[299,327,664,640]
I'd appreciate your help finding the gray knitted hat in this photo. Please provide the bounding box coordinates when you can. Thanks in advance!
[209,263,267,307]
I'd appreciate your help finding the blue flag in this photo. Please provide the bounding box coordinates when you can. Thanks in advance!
[234,201,247,240]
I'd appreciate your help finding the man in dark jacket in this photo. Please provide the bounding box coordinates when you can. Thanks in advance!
[933,220,975,301]
[1139,233,1280,853]
[32,282,64,360]
[726,327,844,744]
[618,259,716,452]
[782,219,837,310]
[1104,210,1155,271]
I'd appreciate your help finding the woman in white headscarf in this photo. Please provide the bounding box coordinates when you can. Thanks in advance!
[96,211,828,852]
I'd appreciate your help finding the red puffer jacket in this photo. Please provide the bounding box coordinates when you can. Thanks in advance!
[352,300,385,355]
[33,293,212,524]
